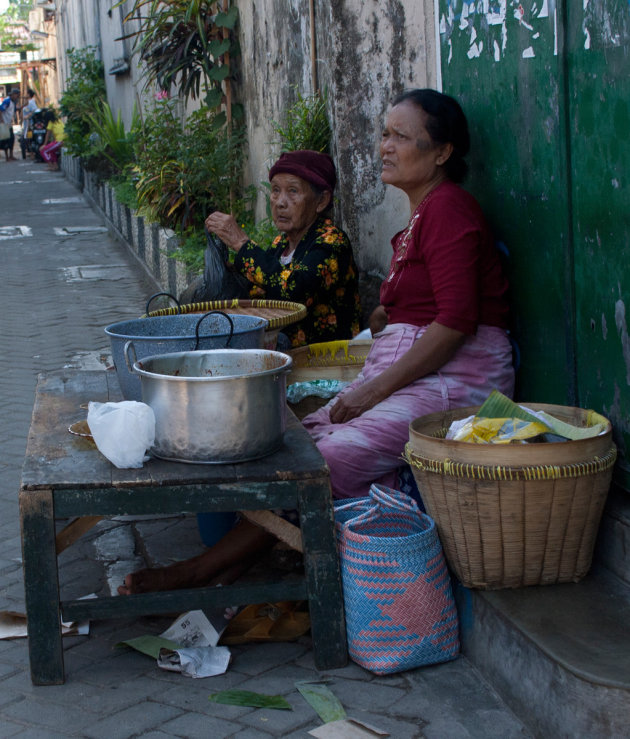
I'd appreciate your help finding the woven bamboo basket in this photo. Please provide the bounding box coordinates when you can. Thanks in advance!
[404,403,617,590]
[146,299,307,350]
[288,339,373,419]
[289,339,372,382]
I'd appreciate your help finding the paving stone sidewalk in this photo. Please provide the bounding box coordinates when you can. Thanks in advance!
[0,158,533,738]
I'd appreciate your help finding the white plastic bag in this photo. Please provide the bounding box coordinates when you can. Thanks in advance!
[87,401,155,469]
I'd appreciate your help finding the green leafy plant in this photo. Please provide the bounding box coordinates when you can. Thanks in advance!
[117,0,239,115]
[58,47,107,157]
[169,227,207,274]
[272,88,331,153]
[109,172,139,210]
[132,99,255,270]
[86,101,140,174]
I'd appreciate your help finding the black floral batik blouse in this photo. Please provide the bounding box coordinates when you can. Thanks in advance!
[233,216,362,347]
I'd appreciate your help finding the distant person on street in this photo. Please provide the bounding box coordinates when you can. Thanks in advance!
[21,88,40,151]
[39,109,65,171]
[0,88,20,162]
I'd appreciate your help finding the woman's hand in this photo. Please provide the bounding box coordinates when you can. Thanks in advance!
[329,380,386,424]
[330,321,466,425]
[204,211,249,252]
[368,305,388,335]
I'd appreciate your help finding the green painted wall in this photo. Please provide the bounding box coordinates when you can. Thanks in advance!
[437,1,630,489]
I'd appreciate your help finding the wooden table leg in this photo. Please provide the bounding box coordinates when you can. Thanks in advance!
[297,479,348,670]
[19,488,64,685]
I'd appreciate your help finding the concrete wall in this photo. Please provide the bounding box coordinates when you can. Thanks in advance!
[98,1,147,129]
[237,0,439,277]
[55,0,145,127]
[53,0,440,281]
[55,0,101,91]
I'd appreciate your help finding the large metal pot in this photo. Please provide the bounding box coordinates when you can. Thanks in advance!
[127,348,293,464]
[105,311,268,400]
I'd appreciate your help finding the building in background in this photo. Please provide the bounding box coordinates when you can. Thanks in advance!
[0,0,58,106]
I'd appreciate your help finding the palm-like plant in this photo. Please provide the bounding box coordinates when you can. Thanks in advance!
[87,101,140,172]
[117,0,238,113]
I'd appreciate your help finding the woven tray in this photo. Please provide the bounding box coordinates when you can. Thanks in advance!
[289,339,372,383]
[146,299,307,332]
[405,403,616,590]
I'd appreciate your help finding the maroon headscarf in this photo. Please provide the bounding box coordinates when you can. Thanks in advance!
[268,150,336,193]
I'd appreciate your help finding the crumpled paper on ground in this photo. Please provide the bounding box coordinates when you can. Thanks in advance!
[157,645,231,678]
[120,610,234,678]
[87,400,155,468]
[157,609,233,678]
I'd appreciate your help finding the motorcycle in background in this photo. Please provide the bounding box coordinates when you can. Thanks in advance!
[29,109,49,161]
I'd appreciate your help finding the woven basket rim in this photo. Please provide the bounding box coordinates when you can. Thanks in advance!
[408,403,613,467]
[146,299,307,330]
[404,443,617,481]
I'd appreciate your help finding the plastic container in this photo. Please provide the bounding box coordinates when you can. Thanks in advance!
[196,512,237,547]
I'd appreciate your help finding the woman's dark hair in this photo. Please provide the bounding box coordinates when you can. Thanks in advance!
[392,89,470,183]
[43,107,59,124]
[27,88,36,97]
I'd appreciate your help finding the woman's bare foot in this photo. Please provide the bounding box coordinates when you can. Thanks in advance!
[118,564,190,595]
[118,519,276,595]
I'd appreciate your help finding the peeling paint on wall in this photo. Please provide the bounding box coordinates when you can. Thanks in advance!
[237,0,439,281]
[440,0,558,63]
[583,1,630,49]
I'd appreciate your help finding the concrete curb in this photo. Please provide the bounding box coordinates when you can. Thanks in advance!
[61,153,193,301]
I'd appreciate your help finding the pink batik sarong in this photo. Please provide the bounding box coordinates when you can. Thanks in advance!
[303,323,514,499]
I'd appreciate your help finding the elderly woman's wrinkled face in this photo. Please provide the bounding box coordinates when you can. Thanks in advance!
[380,101,450,198]
[270,173,329,246]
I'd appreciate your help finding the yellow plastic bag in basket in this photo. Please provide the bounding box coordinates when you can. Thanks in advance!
[452,416,549,444]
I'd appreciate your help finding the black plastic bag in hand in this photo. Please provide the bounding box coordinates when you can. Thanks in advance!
[200,230,250,301]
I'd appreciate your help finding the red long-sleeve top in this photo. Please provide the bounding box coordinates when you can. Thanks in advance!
[380,181,509,335]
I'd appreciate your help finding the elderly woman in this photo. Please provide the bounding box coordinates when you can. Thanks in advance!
[304,88,514,498]
[204,149,361,347]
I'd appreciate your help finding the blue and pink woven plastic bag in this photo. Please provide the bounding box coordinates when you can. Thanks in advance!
[334,484,459,674]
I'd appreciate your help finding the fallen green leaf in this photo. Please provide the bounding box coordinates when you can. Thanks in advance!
[117,635,180,659]
[208,689,292,710]
[295,680,346,723]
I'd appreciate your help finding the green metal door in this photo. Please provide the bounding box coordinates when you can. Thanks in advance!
[567,3,630,489]
[437,1,630,488]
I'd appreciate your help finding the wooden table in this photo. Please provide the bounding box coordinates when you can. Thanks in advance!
[19,369,347,685]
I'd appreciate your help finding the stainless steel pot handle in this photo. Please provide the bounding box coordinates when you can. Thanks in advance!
[194,310,235,350]
[124,340,139,374]
[145,292,181,316]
